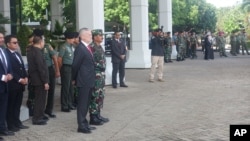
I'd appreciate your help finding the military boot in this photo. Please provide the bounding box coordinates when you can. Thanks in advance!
[97,112,109,123]
[90,114,103,125]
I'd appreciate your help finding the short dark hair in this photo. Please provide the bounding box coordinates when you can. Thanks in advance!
[4,35,17,45]
[33,36,43,44]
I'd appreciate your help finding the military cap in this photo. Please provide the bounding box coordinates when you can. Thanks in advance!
[154,28,161,32]
[92,29,103,36]
[64,31,75,39]
[33,29,44,36]
[167,32,171,34]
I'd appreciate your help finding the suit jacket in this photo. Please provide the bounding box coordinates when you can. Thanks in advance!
[72,42,95,87]
[5,49,27,91]
[26,46,49,86]
[111,38,126,63]
[0,48,12,94]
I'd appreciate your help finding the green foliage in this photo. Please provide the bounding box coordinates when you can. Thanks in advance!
[17,25,32,55]
[22,0,49,21]
[53,20,64,36]
[0,13,10,33]
[104,0,129,31]
[60,0,76,31]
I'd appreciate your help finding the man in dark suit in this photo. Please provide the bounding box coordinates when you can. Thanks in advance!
[4,35,29,132]
[111,31,128,88]
[27,35,49,125]
[0,32,14,136]
[72,28,96,134]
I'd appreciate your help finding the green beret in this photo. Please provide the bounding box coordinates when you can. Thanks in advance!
[92,29,103,36]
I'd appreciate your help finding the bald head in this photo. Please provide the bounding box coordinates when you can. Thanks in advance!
[79,28,92,44]
[0,32,4,46]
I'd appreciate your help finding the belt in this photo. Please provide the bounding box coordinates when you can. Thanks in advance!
[63,64,72,67]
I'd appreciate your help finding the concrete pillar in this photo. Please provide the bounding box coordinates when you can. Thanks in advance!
[50,0,63,31]
[158,0,177,59]
[0,0,11,34]
[76,0,104,30]
[158,0,172,33]
[126,0,151,68]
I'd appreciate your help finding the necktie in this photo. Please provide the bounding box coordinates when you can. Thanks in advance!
[0,49,7,73]
[87,45,93,56]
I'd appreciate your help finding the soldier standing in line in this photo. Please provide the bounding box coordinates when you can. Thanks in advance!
[89,29,109,126]
[236,31,241,54]
[216,32,227,57]
[58,32,76,112]
[176,31,185,61]
[190,31,198,59]
[239,30,250,55]
[230,30,237,56]
[164,32,172,63]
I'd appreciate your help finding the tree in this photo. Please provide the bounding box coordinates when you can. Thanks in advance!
[22,0,49,21]
[0,13,10,33]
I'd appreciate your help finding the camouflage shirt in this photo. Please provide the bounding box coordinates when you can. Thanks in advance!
[91,42,106,72]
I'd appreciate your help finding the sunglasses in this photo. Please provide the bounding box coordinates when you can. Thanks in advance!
[10,42,19,44]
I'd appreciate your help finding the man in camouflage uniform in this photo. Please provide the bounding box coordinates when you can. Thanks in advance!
[190,32,198,59]
[58,32,76,112]
[176,31,185,61]
[163,32,172,63]
[239,30,250,55]
[216,32,227,57]
[230,30,237,56]
[236,31,241,54]
[89,29,109,126]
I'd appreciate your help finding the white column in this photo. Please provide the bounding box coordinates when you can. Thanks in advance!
[50,0,63,31]
[158,0,176,59]
[76,0,104,30]
[126,0,151,68]
[0,0,11,34]
[158,0,172,33]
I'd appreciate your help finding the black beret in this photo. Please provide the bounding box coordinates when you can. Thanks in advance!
[64,32,75,39]
[33,29,44,36]
[73,32,79,38]
[167,32,171,34]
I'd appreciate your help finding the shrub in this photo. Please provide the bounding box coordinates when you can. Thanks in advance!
[17,25,32,55]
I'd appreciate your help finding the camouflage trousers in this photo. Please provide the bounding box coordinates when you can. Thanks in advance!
[164,46,172,61]
[89,71,105,115]
[219,44,226,56]
[177,45,185,59]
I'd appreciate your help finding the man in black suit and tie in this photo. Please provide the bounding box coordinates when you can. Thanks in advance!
[72,28,96,134]
[4,35,29,132]
[0,32,14,137]
[111,31,128,88]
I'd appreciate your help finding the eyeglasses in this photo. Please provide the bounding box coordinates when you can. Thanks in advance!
[10,42,19,44]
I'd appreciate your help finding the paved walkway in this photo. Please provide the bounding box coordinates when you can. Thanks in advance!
[3,51,250,141]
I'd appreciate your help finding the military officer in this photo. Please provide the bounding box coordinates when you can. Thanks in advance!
[216,32,227,57]
[190,31,198,59]
[164,32,172,63]
[58,32,76,112]
[43,42,60,118]
[239,30,250,55]
[176,31,185,61]
[88,29,109,126]
[230,30,237,56]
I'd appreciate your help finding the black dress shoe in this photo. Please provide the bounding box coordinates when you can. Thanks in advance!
[87,126,96,130]
[32,120,47,125]
[8,127,19,132]
[69,106,76,110]
[90,115,103,125]
[77,128,91,134]
[45,112,56,118]
[61,108,71,112]
[0,130,15,136]
[112,85,117,88]
[43,116,49,121]
[0,136,4,141]
[98,115,109,123]
[16,124,29,129]
[120,84,128,87]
